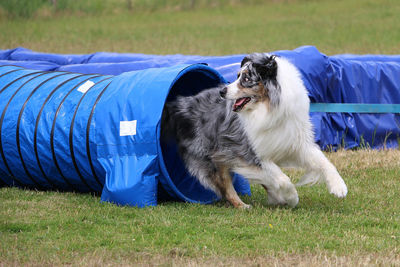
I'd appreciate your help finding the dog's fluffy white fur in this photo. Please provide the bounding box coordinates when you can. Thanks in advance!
[225,55,348,207]
[227,56,348,206]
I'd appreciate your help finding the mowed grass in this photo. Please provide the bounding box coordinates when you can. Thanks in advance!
[0,0,400,55]
[1,0,400,265]
[1,150,400,266]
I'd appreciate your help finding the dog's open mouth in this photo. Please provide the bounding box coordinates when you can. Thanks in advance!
[233,97,251,112]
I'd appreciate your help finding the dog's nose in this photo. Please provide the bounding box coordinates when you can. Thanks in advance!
[220,87,227,98]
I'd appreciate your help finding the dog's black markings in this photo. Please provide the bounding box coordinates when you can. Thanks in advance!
[240,54,280,108]
[241,54,277,79]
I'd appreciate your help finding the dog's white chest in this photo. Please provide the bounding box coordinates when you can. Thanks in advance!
[240,108,303,163]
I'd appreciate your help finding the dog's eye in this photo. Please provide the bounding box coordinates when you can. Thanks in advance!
[244,77,250,82]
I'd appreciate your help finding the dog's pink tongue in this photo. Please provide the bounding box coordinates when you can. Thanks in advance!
[234,98,246,108]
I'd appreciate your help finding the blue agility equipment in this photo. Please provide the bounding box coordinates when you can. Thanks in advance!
[0,64,250,207]
[310,103,400,113]
[1,46,400,207]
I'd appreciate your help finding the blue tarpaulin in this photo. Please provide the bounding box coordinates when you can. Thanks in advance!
[0,46,399,207]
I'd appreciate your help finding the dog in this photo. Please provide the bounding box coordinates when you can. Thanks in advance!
[162,53,347,208]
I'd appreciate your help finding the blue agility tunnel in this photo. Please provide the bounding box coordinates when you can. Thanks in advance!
[0,64,250,207]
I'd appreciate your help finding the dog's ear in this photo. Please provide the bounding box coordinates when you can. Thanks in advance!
[240,56,251,67]
[267,80,281,108]
[259,55,280,108]
[255,55,278,80]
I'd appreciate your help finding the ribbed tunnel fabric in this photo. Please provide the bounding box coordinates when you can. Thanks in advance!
[0,64,250,207]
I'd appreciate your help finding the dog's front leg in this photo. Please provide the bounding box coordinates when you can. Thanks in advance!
[261,161,299,208]
[233,161,299,208]
[297,144,348,198]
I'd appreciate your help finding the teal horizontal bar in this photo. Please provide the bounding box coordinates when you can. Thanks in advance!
[310,103,400,113]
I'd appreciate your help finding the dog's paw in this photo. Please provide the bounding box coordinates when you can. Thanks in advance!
[285,193,299,208]
[268,183,299,208]
[328,178,348,198]
[267,193,284,206]
[281,183,299,208]
[238,203,252,209]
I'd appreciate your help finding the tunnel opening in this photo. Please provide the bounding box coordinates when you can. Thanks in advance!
[158,66,225,203]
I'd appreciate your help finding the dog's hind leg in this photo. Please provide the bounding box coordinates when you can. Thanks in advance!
[185,157,249,209]
[215,165,251,209]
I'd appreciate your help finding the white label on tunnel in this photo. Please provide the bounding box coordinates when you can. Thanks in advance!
[120,120,137,136]
[77,80,95,93]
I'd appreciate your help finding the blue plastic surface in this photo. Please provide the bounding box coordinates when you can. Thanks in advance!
[0,64,250,207]
[310,103,400,113]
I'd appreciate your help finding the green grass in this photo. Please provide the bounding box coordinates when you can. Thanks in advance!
[1,0,400,55]
[1,0,400,265]
[1,151,400,265]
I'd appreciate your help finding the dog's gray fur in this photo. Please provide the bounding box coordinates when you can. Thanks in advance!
[161,88,260,195]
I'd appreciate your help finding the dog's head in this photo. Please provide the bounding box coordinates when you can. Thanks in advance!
[220,53,280,112]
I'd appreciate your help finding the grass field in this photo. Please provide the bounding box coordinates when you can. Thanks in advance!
[1,0,400,55]
[1,150,400,266]
[1,0,400,266]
